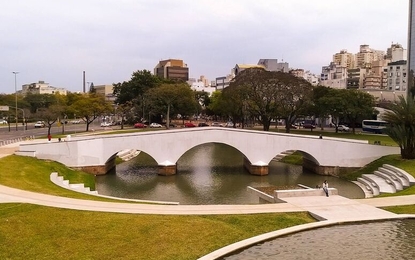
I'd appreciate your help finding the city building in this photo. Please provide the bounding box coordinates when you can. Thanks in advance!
[319,62,348,89]
[387,60,407,92]
[21,81,67,95]
[386,43,407,62]
[93,84,115,102]
[257,59,289,72]
[233,64,265,76]
[355,44,385,69]
[347,68,367,89]
[215,73,234,91]
[189,81,216,96]
[408,0,415,98]
[154,59,189,81]
[333,49,355,69]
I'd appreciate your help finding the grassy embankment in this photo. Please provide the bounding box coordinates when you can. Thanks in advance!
[0,130,413,259]
[0,155,314,259]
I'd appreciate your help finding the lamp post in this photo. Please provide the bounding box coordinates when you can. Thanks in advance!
[12,71,19,131]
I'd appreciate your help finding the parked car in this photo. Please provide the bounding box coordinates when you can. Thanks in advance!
[197,122,209,127]
[70,120,81,124]
[34,121,45,128]
[184,122,196,127]
[224,122,234,127]
[0,119,7,124]
[211,122,222,127]
[338,125,350,132]
[100,122,111,127]
[134,122,147,128]
[303,123,316,129]
[149,123,162,128]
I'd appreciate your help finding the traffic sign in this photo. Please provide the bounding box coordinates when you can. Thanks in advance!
[0,106,9,111]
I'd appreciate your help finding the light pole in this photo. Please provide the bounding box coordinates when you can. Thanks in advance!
[12,71,19,131]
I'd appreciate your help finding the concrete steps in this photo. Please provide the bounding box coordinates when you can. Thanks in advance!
[356,164,414,198]
[50,172,98,195]
[272,150,296,162]
[117,149,140,161]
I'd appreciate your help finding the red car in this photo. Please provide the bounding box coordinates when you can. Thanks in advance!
[184,122,196,127]
[134,123,147,128]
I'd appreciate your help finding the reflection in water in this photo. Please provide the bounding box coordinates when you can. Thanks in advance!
[221,219,415,260]
[95,143,364,204]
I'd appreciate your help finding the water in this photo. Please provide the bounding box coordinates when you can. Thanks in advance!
[221,219,415,260]
[95,143,364,204]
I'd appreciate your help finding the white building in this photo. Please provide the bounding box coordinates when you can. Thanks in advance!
[21,81,67,95]
[319,62,347,89]
[189,82,216,96]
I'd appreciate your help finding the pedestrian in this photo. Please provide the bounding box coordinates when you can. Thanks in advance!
[322,180,329,197]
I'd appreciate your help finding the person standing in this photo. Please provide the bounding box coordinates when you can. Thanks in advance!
[322,180,329,197]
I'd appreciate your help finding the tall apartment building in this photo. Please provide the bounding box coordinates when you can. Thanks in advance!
[333,49,355,69]
[387,60,407,92]
[94,84,115,101]
[257,59,289,72]
[319,62,347,89]
[154,59,189,81]
[386,43,407,62]
[355,44,385,69]
[408,0,415,98]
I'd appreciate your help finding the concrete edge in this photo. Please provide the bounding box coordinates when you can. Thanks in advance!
[198,214,415,260]
[49,172,180,205]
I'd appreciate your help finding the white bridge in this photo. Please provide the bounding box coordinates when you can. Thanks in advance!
[17,127,400,176]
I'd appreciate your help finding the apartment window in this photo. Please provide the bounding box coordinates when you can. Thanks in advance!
[403,72,407,77]
[395,86,400,90]
[397,66,400,69]
[390,72,393,77]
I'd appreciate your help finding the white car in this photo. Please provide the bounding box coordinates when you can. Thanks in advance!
[338,125,350,132]
[149,123,162,128]
[0,119,7,124]
[100,122,111,127]
[34,121,45,128]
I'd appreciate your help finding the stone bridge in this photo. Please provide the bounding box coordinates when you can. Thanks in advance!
[16,127,400,176]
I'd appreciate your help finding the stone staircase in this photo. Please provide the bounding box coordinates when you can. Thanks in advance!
[117,149,140,161]
[272,150,296,162]
[50,172,98,195]
[353,164,415,198]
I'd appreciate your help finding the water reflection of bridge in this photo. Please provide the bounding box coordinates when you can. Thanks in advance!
[17,128,399,176]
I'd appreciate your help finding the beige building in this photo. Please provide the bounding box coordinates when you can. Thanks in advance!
[320,62,348,89]
[154,59,189,81]
[233,64,265,76]
[355,44,385,69]
[386,43,407,62]
[94,84,115,102]
[333,49,355,69]
[21,80,67,95]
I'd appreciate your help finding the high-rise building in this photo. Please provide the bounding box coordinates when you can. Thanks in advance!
[386,43,407,62]
[333,49,355,69]
[355,44,385,69]
[408,0,415,98]
[154,59,189,81]
[257,59,289,72]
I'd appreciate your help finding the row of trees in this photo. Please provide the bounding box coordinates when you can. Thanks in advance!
[0,92,113,135]
[208,68,377,133]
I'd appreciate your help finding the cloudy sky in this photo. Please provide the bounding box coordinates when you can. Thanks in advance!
[0,0,409,94]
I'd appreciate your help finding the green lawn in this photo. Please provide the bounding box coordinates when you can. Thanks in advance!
[0,130,414,259]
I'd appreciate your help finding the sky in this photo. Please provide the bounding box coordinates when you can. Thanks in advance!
[0,0,409,94]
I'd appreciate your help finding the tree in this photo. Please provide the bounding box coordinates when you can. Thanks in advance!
[69,93,113,131]
[276,73,314,133]
[341,89,376,134]
[145,83,197,128]
[383,96,415,159]
[230,68,281,131]
[37,104,64,137]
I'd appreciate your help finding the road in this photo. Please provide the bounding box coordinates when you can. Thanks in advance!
[0,120,106,142]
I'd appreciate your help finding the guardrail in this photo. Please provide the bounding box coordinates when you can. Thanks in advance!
[0,135,35,147]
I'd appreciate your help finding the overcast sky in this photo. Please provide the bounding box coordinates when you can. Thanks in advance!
[0,0,409,94]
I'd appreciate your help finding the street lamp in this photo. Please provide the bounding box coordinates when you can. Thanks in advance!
[12,71,19,131]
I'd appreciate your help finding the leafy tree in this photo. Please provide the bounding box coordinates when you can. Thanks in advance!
[220,85,246,127]
[69,93,113,131]
[276,73,314,133]
[341,89,376,134]
[145,83,197,128]
[230,68,281,131]
[383,96,415,159]
[311,86,332,130]
[37,104,65,137]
